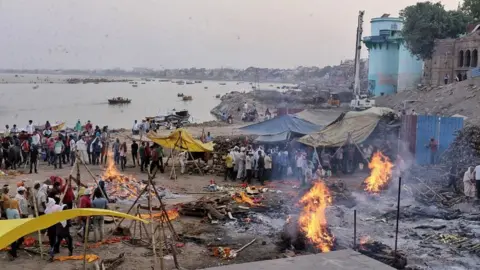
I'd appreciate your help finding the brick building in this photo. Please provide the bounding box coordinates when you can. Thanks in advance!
[424,26,480,85]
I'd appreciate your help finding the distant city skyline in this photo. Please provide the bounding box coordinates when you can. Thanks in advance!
[0,0,459,70]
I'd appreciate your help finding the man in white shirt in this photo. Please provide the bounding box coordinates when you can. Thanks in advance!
[69,135,76,166]
[132,120,139,135]
[475,165,480,199]
[26,120,34,135]
[76,136,88,164]
[31,130,41,149]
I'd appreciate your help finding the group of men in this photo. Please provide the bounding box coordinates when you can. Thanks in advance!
[224,146,272,185]
[0,177,109,261]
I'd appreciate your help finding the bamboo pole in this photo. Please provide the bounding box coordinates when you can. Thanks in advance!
[83,216,90,270]
[30,181,44,259]
[148,175,159,269]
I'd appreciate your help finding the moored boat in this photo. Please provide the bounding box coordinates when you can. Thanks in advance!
[177,93,184,97]
[182,95,193,101]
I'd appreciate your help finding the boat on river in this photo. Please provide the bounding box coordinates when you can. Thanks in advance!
[108,97,131,105]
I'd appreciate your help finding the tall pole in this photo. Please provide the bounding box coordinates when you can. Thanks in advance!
[353,11,365,96]
[394,177,402,257]
[353,209,357,251]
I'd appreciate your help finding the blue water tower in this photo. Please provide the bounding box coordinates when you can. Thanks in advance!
[363,15,403,96]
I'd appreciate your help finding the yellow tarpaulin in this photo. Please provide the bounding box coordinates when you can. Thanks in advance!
[0,209,148,250]
[147,128,214,152]
[298,107,394,147]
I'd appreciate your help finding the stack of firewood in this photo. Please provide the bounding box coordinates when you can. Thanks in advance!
[441,125,480,166]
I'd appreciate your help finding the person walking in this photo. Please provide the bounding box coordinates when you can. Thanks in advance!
[45,198,61,252]
[112,138,120,165]
[264,153,272,181]
[20,138,30,165]
[92,189,108,242]
[144,142,151,173]
[69,135,76,166]
[446,164,458,192]
[139,142,146,172]
[54,137,64,169]
[50,204,73,261]
[427,138,438,165]
[178,151,187,174]
[5,199,24,261]
[150,144,164,176]
[90,134,102,165]
[15,186,29,218]
[120,142,127,171]
[257,150,265,185]
[76,136,88,164]
[131,140,139,167]
[224,151,234,181]
[463,167,476,202]
[78,189,92,238]
[245,151,253,184]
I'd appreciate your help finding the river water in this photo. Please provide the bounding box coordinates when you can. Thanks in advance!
[0,74,285,129]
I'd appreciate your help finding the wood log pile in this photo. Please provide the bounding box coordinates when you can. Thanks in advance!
[440,125,480,167]
[356,240,407,269]
[178,194,250,221]
[212,135,256,153]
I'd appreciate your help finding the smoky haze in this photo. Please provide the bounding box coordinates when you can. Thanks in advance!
[0,0,459,69]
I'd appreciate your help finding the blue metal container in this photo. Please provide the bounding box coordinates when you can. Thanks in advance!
[414,115,464,165]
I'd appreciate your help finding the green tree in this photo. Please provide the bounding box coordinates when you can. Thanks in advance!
[462,0,480,20]
[401,2,471,60]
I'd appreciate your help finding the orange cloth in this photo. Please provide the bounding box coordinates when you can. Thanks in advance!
[54,254,99,262]
[16,182,25,188]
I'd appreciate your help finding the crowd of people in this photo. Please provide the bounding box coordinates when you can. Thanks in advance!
[0,176,109,261]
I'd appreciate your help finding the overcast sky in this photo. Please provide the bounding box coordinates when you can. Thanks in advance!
[0,0,460,69]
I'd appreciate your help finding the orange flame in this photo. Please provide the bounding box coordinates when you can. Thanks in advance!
[103,151,122,180]
[364,151,393,194]
[359,236,371,250]
[234,192,260,206]
[101,151,147,200]
[298,181,334,253]
[138,209,180,222]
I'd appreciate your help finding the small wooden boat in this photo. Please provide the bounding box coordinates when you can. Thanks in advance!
[108,97,131,104]
[204,86,208,89]
[215,94,221,98]
[219,82,226,85]
[182,95,193,101]
[195,80,202,83]
[132,84,138,87]
[34,122,66,131]
[177,93,184,97]
[32,85,39,89]
[186,81,194,85]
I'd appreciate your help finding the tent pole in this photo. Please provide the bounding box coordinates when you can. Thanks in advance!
[83,216,90,270]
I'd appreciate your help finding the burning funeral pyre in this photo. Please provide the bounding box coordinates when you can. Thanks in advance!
[102,152,163,202]
[281,181,335,253]
[363,151,393,194]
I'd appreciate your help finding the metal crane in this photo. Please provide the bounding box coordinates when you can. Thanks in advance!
[350,10,375,111]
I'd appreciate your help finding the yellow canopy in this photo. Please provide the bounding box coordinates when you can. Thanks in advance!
[0,208,148,250]
[147,128,214,152]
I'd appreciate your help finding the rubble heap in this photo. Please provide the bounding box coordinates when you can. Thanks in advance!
[356,239,407,269]
[440,125,480,167]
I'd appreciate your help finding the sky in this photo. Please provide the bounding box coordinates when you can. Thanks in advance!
[0,0,460,70]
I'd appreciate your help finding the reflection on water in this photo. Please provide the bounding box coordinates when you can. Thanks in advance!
[0,75,286,128]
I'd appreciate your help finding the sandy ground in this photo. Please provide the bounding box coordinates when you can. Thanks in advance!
[0,135,373,270]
